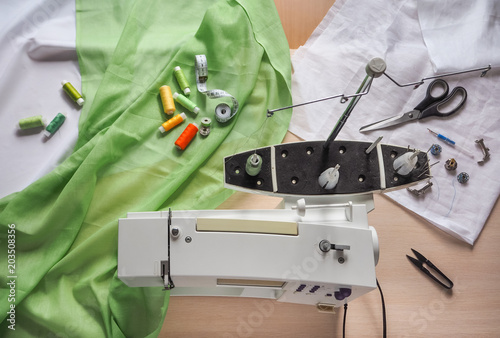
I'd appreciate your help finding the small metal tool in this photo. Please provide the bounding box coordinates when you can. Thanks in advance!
[359,79,467,132]
[407,181,433,196]
[407,248,453,289]
[475,138,490,164]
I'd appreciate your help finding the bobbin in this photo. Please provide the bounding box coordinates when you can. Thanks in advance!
[457,172,469,184]
[444,158,457,171]
[430,144,442,156]
[199,117,211,136]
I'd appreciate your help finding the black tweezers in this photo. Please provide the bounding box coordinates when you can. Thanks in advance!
[407,248,454,289]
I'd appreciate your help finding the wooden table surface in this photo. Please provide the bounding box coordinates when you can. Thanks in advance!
[161,1,500,336]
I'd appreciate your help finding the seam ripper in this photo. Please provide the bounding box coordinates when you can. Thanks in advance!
[427,128,473,157]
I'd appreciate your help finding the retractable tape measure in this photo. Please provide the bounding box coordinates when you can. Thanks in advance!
[195,54,239,123]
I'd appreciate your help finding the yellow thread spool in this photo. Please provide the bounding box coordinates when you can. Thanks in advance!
[159,113,186,133]
[160,85,176,115]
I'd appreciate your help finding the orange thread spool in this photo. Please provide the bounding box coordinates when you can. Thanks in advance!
[175,123,198,150]
[159,113,186,133]
[160,85,176,115]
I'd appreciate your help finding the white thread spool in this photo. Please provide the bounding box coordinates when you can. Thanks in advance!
[318,164,340,189]
[393,151,419,176]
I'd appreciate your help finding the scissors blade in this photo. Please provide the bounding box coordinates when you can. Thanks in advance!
[359,111,418,132]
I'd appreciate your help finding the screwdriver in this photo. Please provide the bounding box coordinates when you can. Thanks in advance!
[427,128,473,157]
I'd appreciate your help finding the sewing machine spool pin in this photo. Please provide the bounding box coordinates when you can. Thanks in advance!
[319,239,351,253]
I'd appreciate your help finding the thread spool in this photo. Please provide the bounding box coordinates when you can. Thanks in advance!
[175,123,198,150]
[159,113,186,133]
[318,164,340,189]
[160,85,176,115]
[173,92,199,114]
[174,66,191,96]
[61,80,84,106]
[43,113,66,137]
[245,154,262,176]
[393,151,418,176]
[18,115,46,130]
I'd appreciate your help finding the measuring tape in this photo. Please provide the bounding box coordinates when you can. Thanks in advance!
[195,54,239,123]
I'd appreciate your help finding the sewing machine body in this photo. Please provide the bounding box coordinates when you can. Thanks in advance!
[118,139,431,309]
[118,195,379,309]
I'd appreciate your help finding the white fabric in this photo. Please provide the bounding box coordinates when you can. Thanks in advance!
[0,0,80,198]
[418,0,500,72]
[289,0,500,245]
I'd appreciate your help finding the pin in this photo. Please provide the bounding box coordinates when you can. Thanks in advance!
[365,136,383,154]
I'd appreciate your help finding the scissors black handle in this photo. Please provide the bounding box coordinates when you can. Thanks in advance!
[419,86,468,120]
[413,79,449,112]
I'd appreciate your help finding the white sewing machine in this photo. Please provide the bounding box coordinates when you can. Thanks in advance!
[118,194,379,312]
[118,138,432,311]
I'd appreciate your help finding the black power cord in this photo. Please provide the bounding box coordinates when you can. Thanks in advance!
[377,278,387,338]
[341,279,386,338]
[342,303,348,338]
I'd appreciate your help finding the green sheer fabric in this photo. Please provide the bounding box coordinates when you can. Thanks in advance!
[0,0,292,336]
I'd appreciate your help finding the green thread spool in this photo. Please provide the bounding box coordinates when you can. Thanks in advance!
[174,66,191,96]
[18,115,46,130]
[245,153,262,176]
[173,92,199,114]
[61,80,84,106]
[44,113,66,137]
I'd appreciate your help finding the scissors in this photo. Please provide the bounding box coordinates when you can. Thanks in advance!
[359,79,467,132]
[407,248,454,289]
